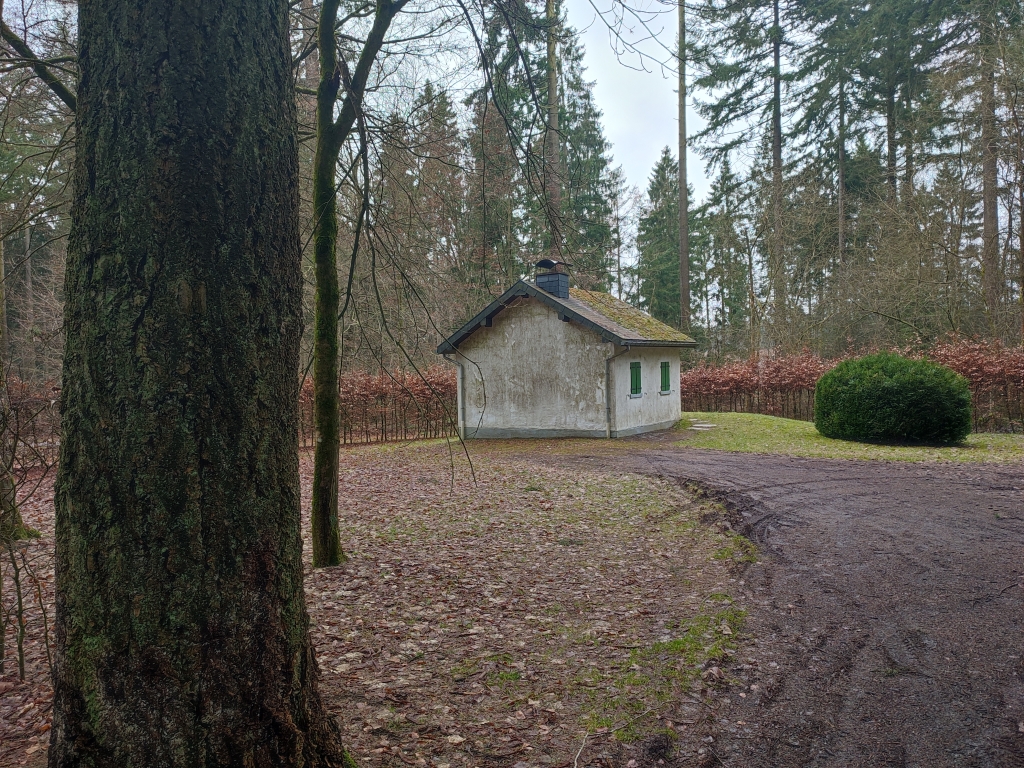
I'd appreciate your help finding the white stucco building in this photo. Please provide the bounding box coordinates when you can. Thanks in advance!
[437,266,697,438]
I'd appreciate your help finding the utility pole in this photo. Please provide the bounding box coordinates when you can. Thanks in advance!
[678,0,689,331]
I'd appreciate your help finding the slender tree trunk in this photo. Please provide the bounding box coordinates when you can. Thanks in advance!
[546,0,562,258]
[770,0,785,336]
[0,234,8,370]
[678,0,689,332]
[981,29,1000,324]
[903,84,914,207]
[309,0,400,566]
[837,78,846,266]
[49,0,350,764]
[0,233,29,543]
[311,0,345,568]
[0,245,31,542]
[23,229,35,380]
[1019,165,1024,342]
[886,85,898,200]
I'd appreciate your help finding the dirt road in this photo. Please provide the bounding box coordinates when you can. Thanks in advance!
[609,445,1024,767]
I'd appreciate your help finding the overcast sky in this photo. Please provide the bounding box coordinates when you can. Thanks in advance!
[563,0,712,203]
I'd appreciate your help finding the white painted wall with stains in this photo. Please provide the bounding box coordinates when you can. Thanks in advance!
[447,296,681,438]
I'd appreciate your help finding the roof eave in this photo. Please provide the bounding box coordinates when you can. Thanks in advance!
[615,339,699,348]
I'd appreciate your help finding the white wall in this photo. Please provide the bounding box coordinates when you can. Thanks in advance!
[448,296,683,439]
[609,347,682,437]
[453,298,610,438]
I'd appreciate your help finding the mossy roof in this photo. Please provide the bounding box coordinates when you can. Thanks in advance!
[436,280,697,354]
[567,288,696,344]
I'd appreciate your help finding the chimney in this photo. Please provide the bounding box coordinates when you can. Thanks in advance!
[535,259,571,299]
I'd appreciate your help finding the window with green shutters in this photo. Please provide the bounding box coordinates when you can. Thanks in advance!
[660,361,671,393]
[630,362,642,396]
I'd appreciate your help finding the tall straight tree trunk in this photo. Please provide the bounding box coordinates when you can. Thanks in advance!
[49,0,350,764]
[678,0,689,332]
[886,85,898,200]
[837,78,846,266]
[23,229,34,379]
[0,234,7,370]
[770,0,785,336]
[902,84,914,207]
[310,0,401,567]
[311,0,346,568]
[0,234,30,542]
[546,0,562,258]
[981,30,1000,323]
[1019,165,1024,341]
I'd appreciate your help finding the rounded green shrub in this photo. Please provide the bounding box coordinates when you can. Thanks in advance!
[814,353,971,443]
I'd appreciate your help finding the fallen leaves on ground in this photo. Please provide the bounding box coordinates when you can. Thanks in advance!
[1,438,758,767]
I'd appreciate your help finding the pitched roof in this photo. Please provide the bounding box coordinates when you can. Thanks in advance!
[436,280,697,354]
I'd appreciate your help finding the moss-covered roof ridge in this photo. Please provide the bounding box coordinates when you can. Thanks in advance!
[569,288,696,344]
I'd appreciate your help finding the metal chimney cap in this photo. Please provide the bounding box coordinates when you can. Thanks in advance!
[535,258,573,272]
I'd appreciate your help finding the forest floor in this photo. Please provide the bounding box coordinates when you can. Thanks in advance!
[0,437,760,768]
[3,427,1023,767]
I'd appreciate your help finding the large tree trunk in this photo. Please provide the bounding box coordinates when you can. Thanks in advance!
[49,0,350,765]
[678,0,689,332]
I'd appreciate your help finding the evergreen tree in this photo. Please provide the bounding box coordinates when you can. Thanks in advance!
[557,31,616,287]
[637,148,703,328]
[700,160,750,348]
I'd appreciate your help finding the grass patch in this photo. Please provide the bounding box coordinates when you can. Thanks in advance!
[678,412,1024,463]
[712,532,758,564]
[578,605,745,741]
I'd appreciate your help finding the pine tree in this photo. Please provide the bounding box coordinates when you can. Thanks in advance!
[637,148,682,326]
[557,30,616,287]
[691,0,793,333]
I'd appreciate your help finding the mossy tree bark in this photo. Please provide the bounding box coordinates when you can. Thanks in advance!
[49,0,351,765]
[310,0,404,568]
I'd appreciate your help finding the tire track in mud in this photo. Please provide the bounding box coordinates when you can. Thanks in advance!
[582,445,1024,767]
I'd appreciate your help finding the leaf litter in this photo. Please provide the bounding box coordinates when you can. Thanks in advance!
[1,439,759,767]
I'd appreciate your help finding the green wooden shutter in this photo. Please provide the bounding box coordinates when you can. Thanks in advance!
[661,361,670,392]
[630,362,641,395]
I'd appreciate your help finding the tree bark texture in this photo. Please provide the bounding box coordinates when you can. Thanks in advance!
[50,1,350,765]
[677,0,689,332]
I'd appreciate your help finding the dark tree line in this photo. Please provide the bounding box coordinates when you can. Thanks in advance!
[637,0,1024,359]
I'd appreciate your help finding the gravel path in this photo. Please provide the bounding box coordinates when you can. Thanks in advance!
[611,445,1024,767]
